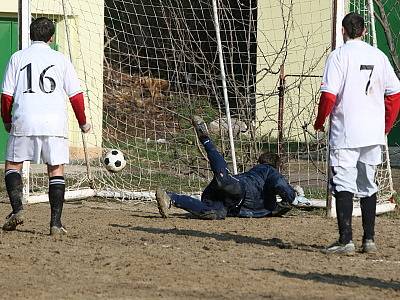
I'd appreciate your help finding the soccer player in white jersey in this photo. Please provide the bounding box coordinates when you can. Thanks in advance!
[314,13,400,255]
[0,17,91,235]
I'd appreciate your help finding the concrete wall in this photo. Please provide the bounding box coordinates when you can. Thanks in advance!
[256,0,332,140]
[0,0,104,159]
[0,2,18,15]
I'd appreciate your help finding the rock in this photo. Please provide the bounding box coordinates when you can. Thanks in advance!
[156,138,167,144]
[209,117,248,136]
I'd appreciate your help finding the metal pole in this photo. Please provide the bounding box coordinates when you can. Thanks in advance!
[331,0,338,51]
[18,0,31,203]
[18,0,31,50]
[277,65,285,172]
[61,0,94,188]
[335,0,345,49]
[368,0,377,47]
[212,0,238,174]
[326,0,346,218]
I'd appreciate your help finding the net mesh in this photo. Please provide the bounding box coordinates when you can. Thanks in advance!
[25,0,395,205]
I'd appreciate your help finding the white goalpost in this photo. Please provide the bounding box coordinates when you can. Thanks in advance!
[211,0,238,175]
[17,0,396,216]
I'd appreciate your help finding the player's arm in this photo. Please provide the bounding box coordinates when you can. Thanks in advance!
[1,93,13,132]
[64,59,90,133]
[69,92,90,133]
[384,92,400,134]
[1,56,17,132]
[383,56,400,134]
[314,51,342,131]
[314,92,336,131]
[269,169,296,204]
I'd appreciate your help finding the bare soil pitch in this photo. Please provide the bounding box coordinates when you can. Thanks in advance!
[0,199,399,300]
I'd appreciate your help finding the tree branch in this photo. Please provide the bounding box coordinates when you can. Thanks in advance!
[374,0,400,76]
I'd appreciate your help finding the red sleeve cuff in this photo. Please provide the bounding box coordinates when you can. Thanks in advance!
[1,93,13,124]
[69,92,87,126]
[385,92,400,134]
[314,92,337,130]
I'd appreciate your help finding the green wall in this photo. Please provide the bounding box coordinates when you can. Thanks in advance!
[374,0,400,146]
[0,18,18,162]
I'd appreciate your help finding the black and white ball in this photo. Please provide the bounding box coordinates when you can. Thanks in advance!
[103,149,126,173]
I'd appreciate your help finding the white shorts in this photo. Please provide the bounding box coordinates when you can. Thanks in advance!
[6,136,69,165]
[329,146,381,197]
[330,145,382,167]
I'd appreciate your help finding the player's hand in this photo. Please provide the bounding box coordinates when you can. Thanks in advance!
[80,123,91,133]
[3,123,11,133]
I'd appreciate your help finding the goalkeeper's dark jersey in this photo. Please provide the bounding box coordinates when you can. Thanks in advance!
[234,164,296,211]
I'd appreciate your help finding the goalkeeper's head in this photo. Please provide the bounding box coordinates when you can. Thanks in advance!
[342,12,366,42]
[30,17,55,43]
[257,152,280,169]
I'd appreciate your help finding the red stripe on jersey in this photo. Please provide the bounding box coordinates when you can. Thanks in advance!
[314,92,336,131]
[385,92,400,134]
[69,92,87,126]
[1,93,14,124]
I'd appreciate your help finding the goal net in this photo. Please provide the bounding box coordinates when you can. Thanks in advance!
[23,0,395,214]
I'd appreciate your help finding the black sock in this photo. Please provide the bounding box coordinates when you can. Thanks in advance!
[360,193,377,241]
[5,169,23,214]
[49,176,65,228]
[335,191,354,244]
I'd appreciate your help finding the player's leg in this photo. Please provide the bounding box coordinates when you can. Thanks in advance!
[192,116,243,210]
[156,187,223,220]
[325,165,357,254]
[2,161,24,231]
[325,166,357,254]
[2,135,34,231]
[324,149,358,255]
[332,189,354,249]
[356,160,379,253]
[47,164,67,235]
[238,207,272,218]
[192,115,229,177]
[200,180,227,219]
[43,136,69,236]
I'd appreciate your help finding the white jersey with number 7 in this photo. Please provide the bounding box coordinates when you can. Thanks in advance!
[321,40,400,149]
[1,41,82,138]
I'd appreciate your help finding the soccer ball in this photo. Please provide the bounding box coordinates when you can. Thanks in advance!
[103,149,126,173]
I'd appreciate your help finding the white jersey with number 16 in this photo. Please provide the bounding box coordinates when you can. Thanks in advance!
[1,41,82,138]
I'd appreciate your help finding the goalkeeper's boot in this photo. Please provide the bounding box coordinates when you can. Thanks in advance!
[362,239,377,254]
[323,240,355,255]
[270,202,292,217]
[156,187,171,218]
[2,210,24,231]
[192,115,209,140]
[50,225,67,236]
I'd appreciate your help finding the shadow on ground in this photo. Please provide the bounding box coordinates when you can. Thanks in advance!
[253,267,400,290]
[110,224,325,252]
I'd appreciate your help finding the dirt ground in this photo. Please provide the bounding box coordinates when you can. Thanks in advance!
[0,197,399,300]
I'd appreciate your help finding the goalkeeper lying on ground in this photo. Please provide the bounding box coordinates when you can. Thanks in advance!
[156,116,310,220]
